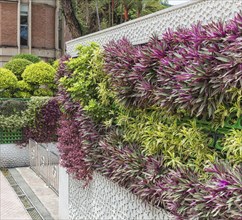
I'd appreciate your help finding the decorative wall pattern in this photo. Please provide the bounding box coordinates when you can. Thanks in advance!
[69,172,174,220]
[66,0,242,57]
[0,144,29,168]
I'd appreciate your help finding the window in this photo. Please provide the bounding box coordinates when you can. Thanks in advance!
[20,5,28,46]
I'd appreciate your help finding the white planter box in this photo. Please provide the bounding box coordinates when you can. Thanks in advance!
[0,144,29,168]
[59,167,174,220]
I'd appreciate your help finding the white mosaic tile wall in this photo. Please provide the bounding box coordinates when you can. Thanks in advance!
[69,172,174,220]
[0,144,29,168]
[66,0,242,57]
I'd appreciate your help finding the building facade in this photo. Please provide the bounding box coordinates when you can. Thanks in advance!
[0,0,70,66]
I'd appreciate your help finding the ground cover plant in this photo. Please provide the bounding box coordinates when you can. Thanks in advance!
[56,13,242,219]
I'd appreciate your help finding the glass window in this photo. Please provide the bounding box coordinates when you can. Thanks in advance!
[20,4,28,46]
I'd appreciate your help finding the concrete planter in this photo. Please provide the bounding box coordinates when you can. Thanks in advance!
[0,144,29,168]
[59,167,174,220]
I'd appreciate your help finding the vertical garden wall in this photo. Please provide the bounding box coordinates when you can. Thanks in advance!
[58,0,242,219]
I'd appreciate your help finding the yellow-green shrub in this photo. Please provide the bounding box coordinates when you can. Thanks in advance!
[4,58,32,80]
[22,62,56,96]
[0,68,18,97]
[222,129,242,165]
[117,107,218,171]
[12,53,41,63]
[22,61,55,85]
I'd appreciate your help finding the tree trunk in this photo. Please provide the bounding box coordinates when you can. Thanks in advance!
[85,0,89,26]
[124,5,129,21]
[60,0,82,38]
[95,0,101,31]
[111,0,114,25]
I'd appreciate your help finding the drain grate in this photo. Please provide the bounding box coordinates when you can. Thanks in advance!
[28,208,44,220]
[12,184,24,195]
[1,169,44,220]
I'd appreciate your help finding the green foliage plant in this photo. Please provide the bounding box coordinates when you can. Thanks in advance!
[52,59,60,71]
[4,59,32,80]
[0,97,49,130]
[22,62,56,96]
[14,81,32,98]
[0,99,28,117]
[117,107,218,172]
[222,129,242,165]
[12,54,41,63]
[213,88,242,129]
[59,43,117,124]
[0,68,18,98]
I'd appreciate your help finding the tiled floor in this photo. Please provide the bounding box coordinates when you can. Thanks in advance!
[0,171,31,220]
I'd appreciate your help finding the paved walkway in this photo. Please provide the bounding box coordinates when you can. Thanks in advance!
[0,171,31,220]
[16,167,59,220]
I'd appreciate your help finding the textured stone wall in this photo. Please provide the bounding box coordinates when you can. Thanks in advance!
[66,0,242,57]
[69,172,174,220]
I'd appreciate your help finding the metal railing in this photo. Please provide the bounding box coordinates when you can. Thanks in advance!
[29,139,59,195]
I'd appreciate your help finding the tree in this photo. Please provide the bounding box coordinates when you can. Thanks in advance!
[60,0,83,38]
[62,0,169,37]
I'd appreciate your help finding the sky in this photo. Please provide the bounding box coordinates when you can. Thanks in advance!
[168,0,190,5]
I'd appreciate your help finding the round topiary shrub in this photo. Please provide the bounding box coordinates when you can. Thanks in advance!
[12,54,41,63]
[22,61,56,85]
[4,58,32,80]
[0,68,18,97]
[22,62,56,96]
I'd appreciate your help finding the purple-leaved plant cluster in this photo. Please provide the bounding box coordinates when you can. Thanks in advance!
[22,98,61,143]
[56,58,100,183]
[104,13,242,118]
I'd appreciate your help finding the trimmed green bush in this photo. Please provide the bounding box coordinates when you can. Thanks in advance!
[13,81,32,98]
[16,80,32,91]
[4,58,32,80]
[0,68,18,97]
[22,61,55,85]
[14,91,31,98]
[12,54,41,63]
